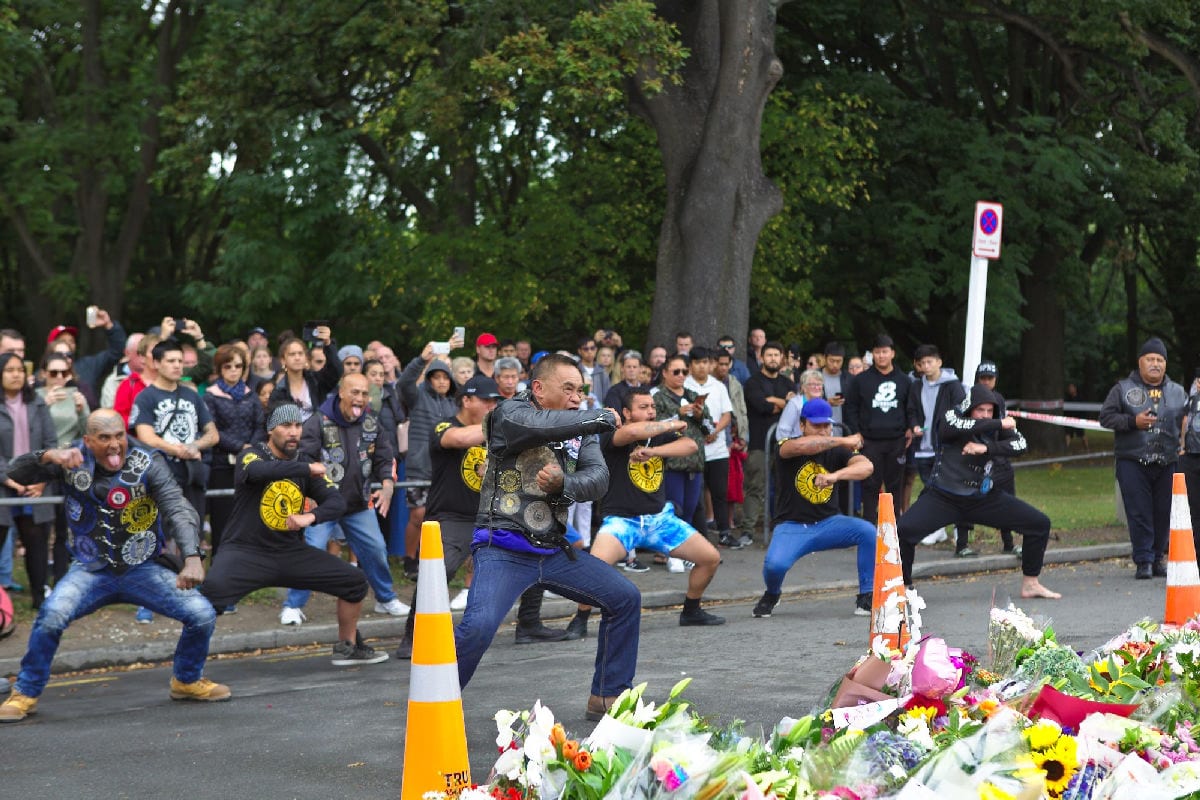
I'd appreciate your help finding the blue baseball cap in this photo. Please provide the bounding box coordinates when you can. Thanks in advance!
[800,398,834,424]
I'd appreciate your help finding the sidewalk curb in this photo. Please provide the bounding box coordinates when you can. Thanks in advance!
[0,544,1131,676]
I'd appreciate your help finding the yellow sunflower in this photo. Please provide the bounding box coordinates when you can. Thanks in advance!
[978,781,1016,800]
[1033,735,1079,798]
[1025,720,1062,751]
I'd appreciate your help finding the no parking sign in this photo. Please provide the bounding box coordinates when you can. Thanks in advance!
[972,201,1003,259]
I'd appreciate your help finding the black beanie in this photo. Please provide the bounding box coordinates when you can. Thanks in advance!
[1138,337,1167,360]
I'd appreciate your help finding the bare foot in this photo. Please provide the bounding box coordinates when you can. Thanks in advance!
[1021,581,1061,600]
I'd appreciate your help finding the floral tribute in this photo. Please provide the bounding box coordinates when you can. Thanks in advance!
[425,609,1200,800]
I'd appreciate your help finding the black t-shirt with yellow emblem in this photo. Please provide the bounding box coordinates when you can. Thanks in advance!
[222,442,347,549]
[773,447,853,524]
[427,415,487,522]
[599,430,676,518]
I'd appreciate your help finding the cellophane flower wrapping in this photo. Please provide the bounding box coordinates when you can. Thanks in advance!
[988,605,1050,676]
[905,708,1043,799]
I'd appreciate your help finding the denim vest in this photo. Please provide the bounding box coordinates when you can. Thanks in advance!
[62,445,163,573]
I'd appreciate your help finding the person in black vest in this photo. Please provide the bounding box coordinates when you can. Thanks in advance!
[454,354,636,721]
[1099,337,1189,579]
[0,409,228,723]
[898,386,1060,600]
[201,402,387,666]
[843,334,915,525]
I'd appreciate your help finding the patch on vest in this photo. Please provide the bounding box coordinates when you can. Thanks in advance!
[261,480,304,531]
[1125,386,1148,407]
[524,501,552,532]
[120,497,159,533]
[121,531,157,565]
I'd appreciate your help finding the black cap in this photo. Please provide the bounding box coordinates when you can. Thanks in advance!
[462,374,502,399]
[976,360,998,378]
[248,326,268,337]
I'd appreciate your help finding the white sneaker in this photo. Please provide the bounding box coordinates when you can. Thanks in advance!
[667,557,686,574]
[280,607,306,626]
[920,529,948,545]
[449,588,469,611]
[374,598,411,616]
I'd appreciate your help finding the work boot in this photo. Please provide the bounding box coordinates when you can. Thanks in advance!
[0,690,37,722]
[169,677,232,702]
[585,693,620,721]
[1135,562,1152,580]
[565,610,590,639]
[394,637,413,660]
[514,623,570,644]
[1153,559,1168,578]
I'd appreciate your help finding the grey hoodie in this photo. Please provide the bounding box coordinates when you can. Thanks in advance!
[911,367,960,458]
[399,357,457,480]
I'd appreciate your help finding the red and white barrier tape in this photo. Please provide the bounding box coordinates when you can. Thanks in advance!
[1008,409,1106,432]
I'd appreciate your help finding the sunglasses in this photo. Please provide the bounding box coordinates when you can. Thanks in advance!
[719,343,734,349]
[46,369,71,377]
[668,368,688,376]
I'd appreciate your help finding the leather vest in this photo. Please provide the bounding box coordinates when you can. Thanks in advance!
[319,413,378,504]
[1185,394,1200,454]
[62,445,163,573]
[479,438,580,549]
[1113,376,1186,465]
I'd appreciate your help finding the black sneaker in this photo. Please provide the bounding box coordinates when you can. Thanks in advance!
[332,640,389,666]
[621,558,650,573]
[679,607,726,626]
[854,593,872,617]
[736,533,754,548]
[719,533,746,550]
[752,592,780,618]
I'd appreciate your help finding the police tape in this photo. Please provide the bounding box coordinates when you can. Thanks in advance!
[1008,409,1106,432]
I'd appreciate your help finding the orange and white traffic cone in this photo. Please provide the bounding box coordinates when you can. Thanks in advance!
[401,521,471,800]
[869,492,910,651]
[1164,472,1200,626]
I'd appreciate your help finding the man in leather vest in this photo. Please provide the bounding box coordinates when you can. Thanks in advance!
[454,353,639,721]
[1099,337,1188,579]
[897,385,1061,600]
[0,409,228,723]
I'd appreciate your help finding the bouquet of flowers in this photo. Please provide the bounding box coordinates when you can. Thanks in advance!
[987,605,1050,678]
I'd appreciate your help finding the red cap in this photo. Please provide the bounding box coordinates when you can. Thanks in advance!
[47,325,79,344]
[476,332,499,347]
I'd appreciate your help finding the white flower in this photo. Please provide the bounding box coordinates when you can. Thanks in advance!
[631,696,658,725]
[1167,641,1200,676]
[898,713,936,751]
[459,789,493,800]
[786,745,806,763]
[494,747,523,781]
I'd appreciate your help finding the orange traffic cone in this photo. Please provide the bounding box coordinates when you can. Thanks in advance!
[401,521,471,800]
[869,492,910,651]
[1164,473,1200,626]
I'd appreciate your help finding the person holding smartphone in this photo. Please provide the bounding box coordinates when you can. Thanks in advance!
[36,353,91,588]
[1099,337,1189,579]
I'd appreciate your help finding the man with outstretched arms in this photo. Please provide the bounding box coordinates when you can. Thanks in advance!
[0,409,228,722]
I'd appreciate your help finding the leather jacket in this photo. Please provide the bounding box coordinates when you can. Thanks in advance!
[476,391,616,548]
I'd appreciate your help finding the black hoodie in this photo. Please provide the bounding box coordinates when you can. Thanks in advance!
[929,385,1027,497]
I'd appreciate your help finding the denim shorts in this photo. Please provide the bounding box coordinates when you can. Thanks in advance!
[597,503,697,554]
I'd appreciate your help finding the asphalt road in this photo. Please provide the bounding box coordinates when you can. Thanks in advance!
[2,558,1165,800]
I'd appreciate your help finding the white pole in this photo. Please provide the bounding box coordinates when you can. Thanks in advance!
[961,254,989,387]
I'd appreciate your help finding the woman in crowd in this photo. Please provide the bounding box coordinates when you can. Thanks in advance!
[204,345,265,570]
[249,346,275,384]
[35,352,90,587]
[450,356,475,389]
[0,353,57,608]
[270,336,341,421]
[653,353,711,526]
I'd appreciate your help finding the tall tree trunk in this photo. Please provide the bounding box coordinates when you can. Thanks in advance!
[633,0,785,352]
[1018,246,1067,454]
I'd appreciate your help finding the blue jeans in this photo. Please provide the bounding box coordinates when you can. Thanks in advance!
[284,508,396,608]
[763,516,877,595]
[456,542,641,697]
[0,527,14,586]
[16,561,217,698]
[665,471,703,524]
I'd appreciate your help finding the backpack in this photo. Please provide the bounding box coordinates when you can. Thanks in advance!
[0,584,15,640]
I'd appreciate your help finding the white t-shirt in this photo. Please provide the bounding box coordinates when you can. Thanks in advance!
[684,375,732,461]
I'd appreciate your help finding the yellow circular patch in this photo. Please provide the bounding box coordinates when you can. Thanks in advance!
[260,480,305,531]
[120,496,159,533]
[628,456,664,494]
[461,446,487,493]
[795,461,833,505]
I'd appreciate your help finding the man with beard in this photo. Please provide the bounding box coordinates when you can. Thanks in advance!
[1100,338,1189,579]
[201,402,387,665]
[279,373,408,624]
[737,341,794,548]
[454,354,637,721]
[0,410,228,722]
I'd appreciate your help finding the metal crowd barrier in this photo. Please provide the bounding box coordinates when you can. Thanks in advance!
[0,479,433,507]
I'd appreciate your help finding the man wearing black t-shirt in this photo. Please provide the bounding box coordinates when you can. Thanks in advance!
[130,338,220,519]
[843,334,915,525]
[738,341,795,547]
[566,389,725,634]
[752,398,876,619]
[200,402,388,666]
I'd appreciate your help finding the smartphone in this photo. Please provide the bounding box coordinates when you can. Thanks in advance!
[302,320,329,344]
[431,341,451,356]
[834,392,844,399]
[453,326,465,343]
[86,305,99,327]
